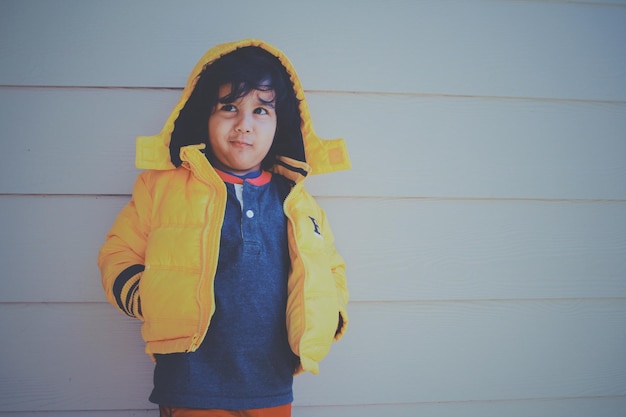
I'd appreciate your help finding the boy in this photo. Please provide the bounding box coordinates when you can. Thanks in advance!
[98,39,350,417]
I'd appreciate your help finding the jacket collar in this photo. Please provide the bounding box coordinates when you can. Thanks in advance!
[179,145,311,186]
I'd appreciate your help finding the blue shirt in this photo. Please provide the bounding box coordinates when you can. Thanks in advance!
[149,170,298,410]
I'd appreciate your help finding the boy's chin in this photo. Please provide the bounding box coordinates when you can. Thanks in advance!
[217,163,263,175]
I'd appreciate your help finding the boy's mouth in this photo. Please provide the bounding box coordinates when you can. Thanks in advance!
[230,140,252,148]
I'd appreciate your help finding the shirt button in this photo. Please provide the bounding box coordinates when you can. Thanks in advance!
[246,209,254,218]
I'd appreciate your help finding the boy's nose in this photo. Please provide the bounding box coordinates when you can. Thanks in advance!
[235,114,252,133]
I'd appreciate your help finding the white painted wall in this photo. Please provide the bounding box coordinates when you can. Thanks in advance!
[1,0,625,416]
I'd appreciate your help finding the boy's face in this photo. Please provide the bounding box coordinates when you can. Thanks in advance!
[208,84,277,175]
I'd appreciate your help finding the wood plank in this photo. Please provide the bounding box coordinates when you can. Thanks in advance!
[0,304,153,412]
[0,412,155,417]
[295,301,626,406]
[306,93,626,200]
[1,88,625,199]
[3,396,626,417]
[1,301,624,411]
[326,198,626,302]
[2,195,625,303]
[2,408,155,417]
[292,398,626,417]
[1,1,625,101]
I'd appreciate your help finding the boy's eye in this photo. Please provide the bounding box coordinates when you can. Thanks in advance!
[220,104,237,112]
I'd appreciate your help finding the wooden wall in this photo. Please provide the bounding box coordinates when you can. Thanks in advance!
[1,0,625,415]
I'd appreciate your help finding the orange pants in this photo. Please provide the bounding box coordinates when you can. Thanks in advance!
[158,404,291,417]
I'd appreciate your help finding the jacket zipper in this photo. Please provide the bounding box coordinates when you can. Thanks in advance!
[183,154,226,352]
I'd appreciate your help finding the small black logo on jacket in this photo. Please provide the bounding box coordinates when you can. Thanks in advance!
[308,216,322,238]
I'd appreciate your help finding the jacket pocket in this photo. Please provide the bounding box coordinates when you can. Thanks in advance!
[139,266,202,344]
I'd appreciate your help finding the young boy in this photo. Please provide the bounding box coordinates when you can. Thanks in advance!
[98,39,350,417]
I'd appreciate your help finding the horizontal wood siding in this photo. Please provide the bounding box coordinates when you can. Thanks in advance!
[1,88,625,199]
[1,0,626,101]
[2,195,626,303]
[1,0,625,416]
[2,302,626,411]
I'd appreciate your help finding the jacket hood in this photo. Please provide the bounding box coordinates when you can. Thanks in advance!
[135,38,350,176]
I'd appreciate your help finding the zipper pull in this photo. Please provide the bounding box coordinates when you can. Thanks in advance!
[188,334,200,352]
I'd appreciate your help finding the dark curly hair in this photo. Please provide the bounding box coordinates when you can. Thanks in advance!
[169,46,304,169]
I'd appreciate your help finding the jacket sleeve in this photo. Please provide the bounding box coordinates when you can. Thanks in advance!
[98,173,152,319]
[320,208,349,341]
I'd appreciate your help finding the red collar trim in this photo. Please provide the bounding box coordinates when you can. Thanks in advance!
[215,169,272,186]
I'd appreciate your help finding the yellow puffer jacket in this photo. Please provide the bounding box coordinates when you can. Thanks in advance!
[98,39,350,375]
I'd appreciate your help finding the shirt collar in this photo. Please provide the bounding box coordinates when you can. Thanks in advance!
[214,168,272,186]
